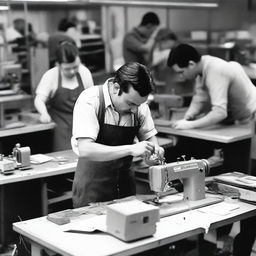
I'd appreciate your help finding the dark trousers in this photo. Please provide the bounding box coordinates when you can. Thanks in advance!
[233,216,256,256]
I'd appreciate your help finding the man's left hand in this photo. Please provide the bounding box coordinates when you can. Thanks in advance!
[154,146,165,159]
[144,146,165,166]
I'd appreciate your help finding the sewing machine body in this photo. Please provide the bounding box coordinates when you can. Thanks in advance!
[149,159,209,201]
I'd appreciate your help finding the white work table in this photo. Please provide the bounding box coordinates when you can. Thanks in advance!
[0,150,78,247]
[0,136,173,247]
[155,122,253,174]
[0,122,55,138]
[0,150,77,186]
[0,93,55,155]
[13,200,256,256]
[155,123,253,144]
[0,135,173,186]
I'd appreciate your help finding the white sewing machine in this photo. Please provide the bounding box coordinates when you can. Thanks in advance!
[148,159,223,217]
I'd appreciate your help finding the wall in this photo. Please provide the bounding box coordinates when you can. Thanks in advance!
[2,0,255,37]
[2,0,256,72]
[1,4,101,36]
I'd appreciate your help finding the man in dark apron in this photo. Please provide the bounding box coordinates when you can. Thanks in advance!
[34,41,94,151]
[72,62,165,207]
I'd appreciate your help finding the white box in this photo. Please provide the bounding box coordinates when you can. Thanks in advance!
[106,200,159,242]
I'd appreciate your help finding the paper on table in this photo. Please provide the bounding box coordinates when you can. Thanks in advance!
[30,154,54,164]
[62,215,107,233]
[198,202,240,216]
[158,194,183,204]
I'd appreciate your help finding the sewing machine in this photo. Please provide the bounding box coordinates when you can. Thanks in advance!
[149,158,209,200]
[148,158,223,217]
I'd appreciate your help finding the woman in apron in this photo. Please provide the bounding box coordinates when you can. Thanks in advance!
[34,41,94,151]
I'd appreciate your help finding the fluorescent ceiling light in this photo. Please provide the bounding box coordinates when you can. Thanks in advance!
[0,5,9,10]
[88,0,219,8]
[22,0,69,2]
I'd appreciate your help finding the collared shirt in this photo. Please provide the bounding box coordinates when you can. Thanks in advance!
[71,80,157,155]
[193,55,256,122]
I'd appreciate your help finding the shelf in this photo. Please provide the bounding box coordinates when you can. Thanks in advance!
[81,41,104,47]
[79,49,105,55]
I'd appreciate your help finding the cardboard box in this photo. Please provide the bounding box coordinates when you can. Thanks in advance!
[106,200,159,242]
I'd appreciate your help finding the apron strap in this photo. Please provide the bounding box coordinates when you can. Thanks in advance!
[97,84,140,128]
[58,68,62,89]
[58,67,84,90]
[75,71,84,89]
[97,85,105,127]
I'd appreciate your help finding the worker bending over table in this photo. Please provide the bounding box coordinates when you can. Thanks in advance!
[167,43,256,130]
[34,41,94,151]
[71,62,165,207]
[167,44,256,256]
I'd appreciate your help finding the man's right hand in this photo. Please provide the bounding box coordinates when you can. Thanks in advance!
[131,141,155,158]
[39,113,52,123]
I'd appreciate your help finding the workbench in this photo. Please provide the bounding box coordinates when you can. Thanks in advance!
[0,94,55,154]
[13,199,256,256]
[155,123,253,174]
[0,120,55,156]
[0,136,173,247]
[0,150,77,248]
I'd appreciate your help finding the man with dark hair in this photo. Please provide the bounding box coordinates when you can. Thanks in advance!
[167,43,256,129]
[34,41,94,151]
[72,62,165,207]
[48,18,79,68]
[123,12,160,65]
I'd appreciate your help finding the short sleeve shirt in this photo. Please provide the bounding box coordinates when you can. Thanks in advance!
[35,64,94,100]
[71,80,157,154]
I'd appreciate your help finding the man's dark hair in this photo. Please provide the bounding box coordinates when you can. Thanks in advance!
[113,62,154,97]
[58,18,76,32]
[55,41,78,64]
[14,18,25,35]
[167,43,201,68]
[140,12,160,26]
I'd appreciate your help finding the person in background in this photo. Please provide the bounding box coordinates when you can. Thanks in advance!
[151,28,178,86]
[123,12,160,66]
[6,18,37,47]
[48,18,77,68]
[67,16,82,48]
[71,62,165,207]
[152,28,178,67]
[232,216,256,256]
[34,41,94,151]
[167,43,256,129]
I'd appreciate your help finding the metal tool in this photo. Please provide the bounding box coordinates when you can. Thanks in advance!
[13,143,31,168]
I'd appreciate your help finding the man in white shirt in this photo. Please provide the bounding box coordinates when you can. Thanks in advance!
[167,43,256,129]
[72,62,165,207]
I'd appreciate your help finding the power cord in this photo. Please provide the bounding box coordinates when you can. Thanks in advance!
[17,215,31,255]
